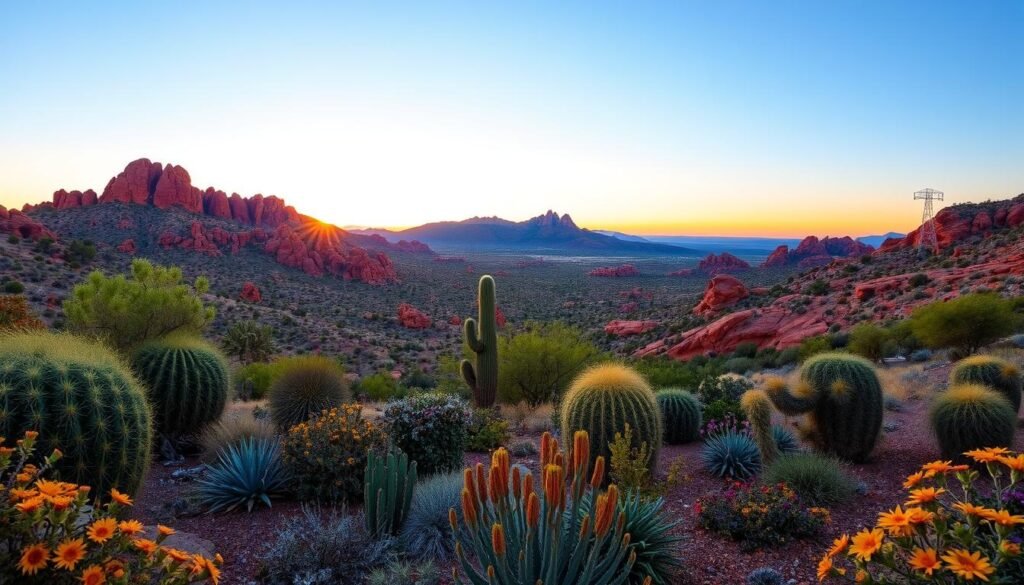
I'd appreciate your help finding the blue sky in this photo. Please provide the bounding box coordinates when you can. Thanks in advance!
[1,1,1021,236]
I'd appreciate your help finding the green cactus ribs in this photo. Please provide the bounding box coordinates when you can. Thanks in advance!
[462,275,499,408]
[656,388,701,445]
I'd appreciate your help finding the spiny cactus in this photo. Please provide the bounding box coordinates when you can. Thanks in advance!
[741,389,779,465]
[268,355,350,430]
[950,355,1022,414]
[0,331,153,496]
[365,448,418,538]
[461,275,499,408]
[763,353,883,462]
[931,384,1016,460]
[561,364,662,480]
[132,335,229,438]
[656,389,701,445]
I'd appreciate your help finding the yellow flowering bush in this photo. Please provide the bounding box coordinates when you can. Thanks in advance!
[819,447,1024,583]
[282,404,385,502]
[1,431,222,585]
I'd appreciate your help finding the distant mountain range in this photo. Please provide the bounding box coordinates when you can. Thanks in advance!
[353,211,697,255]
[856,232,906,248]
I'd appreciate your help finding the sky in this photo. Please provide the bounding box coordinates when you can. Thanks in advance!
[1,1,1021,237]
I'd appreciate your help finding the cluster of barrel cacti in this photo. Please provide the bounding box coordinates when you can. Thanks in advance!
[949,355,1022,413]
[462,274,500,408]
[560,364,663,481]
[365,447,418,538]
[656,389,702,445]
[451,431,650,585]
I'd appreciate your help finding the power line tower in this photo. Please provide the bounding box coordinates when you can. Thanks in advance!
[914,188,944,254]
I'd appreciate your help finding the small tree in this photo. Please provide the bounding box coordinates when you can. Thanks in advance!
[848,322,890,363]
[909,293,1019,356]
[222,320,276,364]
[64,259,214,352]
[496,321,604,406]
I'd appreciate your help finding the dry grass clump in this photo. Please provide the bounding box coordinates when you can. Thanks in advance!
[200,406,277,463]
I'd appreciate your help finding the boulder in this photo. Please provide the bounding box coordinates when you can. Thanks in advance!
[116,239,137,254]
[397,303,431,329]
[694,275,749,316]
[240,282,262,303]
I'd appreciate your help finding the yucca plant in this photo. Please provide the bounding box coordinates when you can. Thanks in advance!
[950,354,1023,413]
[197,436,292,513]
[930,383,1017,461]
[365,447,418,538]
[618,491,681,585]
[452,431,651,585]
[701,431,761,480]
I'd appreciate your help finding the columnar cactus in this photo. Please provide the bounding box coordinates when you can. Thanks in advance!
[741,389,780,465]
[0,331,153,495]
[451,431,649,585]
[561,364,662,479]
[656,389,701,445]
[462,275,499,408]
[931,384,1016,460]
[950,355,1022,414]
[132,335,229,437]
[365,448,418,538]
[763,353,883,462]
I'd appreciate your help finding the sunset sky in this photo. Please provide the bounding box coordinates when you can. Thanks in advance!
[1,1,1021,237]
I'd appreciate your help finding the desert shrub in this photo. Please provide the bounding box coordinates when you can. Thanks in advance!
[132,335,230,439]
[64,259,215,352]
[496,321,603,406]
[358,371,405,402]
[221,320,276,364]
[2,280,24,294]
[697,375,751,431]
[367,559,441,585]
[819,450,1024,582]
[930,384,1016,461]
[848,323,890,362]
[700,412,750,439]
[733,341,759,359]
[763,452,856,507]
[798,335,832,362]
[910,348,933,362]
[382,393,471,474]
[746,567,784,585]
[199,408,276,463]
[465,407,511,452]
[258,507,394,585]
[609,423,655,492]
[634,356,720,390]
[283,404,385,502]
[0,330,152,496]
[65,239,97,265]
[509,439,538,457]
[657,388,702,444]
[701,431,761,479]
[949,354,1022,413]
[0,294,43,331]
[234,361,278,400]
[197,436,291,513]
[0,432,222,584]
[697,482,828,551]
[724,356,758,374]
[399,471,463,561]
[560,363,662,482]
[776,347,800,366]
[268,355,350,429]
[619,490,682,585]
[909,292,1019,355]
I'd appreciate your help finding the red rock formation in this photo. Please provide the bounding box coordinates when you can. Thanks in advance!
[698,252,750,274]
[589,264,640,277]
[0,209,56,241]
[229,193,251,224]
[694,275,750,316]
[262,224,398,284]
[397,303,432,329]
[762,236,872,267]
[495,306,507,327]
[100,158,162,204]
[240,282,262,303]
[153,164,203,213]
[203,189,231,219]
[604,320,658,336]
[448,315,462,326]
[763,245,790,268]
[116,239,136,254]
[53,189,97,209]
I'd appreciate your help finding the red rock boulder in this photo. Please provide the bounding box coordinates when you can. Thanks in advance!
[694,275,749,316]
[604,320,658,336]
[240,282,262,303]
[116,239,137,254]
[397,303,432,329]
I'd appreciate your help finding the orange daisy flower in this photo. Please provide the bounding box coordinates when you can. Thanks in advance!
[849,528,885,562]
[908,547,940,576]
[191,554,222,585]
[903,471,926,489]
[827,534,850,558]
[18,543,49,575]
[157,524,176,537]
[998,455,1024,472]
[80,564,106,585]
[907,487,945,505]
[53,537,87,571]
[966,448,1005,463]
[87,518,118,543]
[133,538,158,555]
[16,495,45,514]
[980,509,1024,526]
[109,488,133,507]
[878,505,913,536]
[118,519,144,535]
[922,460,955,477]
[942,548,995,581]
[955,502,995,518]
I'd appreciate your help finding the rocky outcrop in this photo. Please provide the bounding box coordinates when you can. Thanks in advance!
[698,252,750,274]
[240,282,262,303]
[0,208,56,241]
[116,239,136,254]
[604,320,658,336]
[153,164,203,213]
[397,303,431,329]
[101,158,162,205]
[762,236,872,268]
[881,198,1024,251]
[53,189,97,209]
[589,264,640,277]
[694,275,749,316]
[264,224,397,283]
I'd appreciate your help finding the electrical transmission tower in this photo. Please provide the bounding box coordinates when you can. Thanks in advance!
[914,188,944,254]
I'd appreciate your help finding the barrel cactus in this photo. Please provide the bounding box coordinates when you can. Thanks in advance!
[763,353,883,462]
[0,331,153,495]
[132,335,229,438]
[950,355,1022,414]
[656,388,701,445]
[560,363,662,479]
[931,384,1016,460]
[268,355,350,430]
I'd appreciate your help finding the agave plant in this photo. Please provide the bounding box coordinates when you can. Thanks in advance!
[701,431,761,480]
[618,491,682,585]
[197,436,292,513]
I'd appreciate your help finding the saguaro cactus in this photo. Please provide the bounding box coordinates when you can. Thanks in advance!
[462,275,499,408]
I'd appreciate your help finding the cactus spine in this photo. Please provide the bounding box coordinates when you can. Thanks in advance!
[132,335,229,438]
[656,388,701,445]
[931,384,1016,461]
[950,355,1022,414]
[763,353,883,462]
[365,448,418,538]
[461,275,499,408]
[741,389,779,465]
[560,363,662,479]
[0,331,153,495]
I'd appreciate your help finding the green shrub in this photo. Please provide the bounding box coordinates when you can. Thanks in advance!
[221,320,276,364]
[701,431,761,479]
[283,404,385,502]
[358,372,405,402]
[234,361,279,400]
[132,335,229,438]
[697,482,827,551]
[0,331,152,495]
[763,452,856,506]
[848,323,890,362]
[909,293,1019,355]
[496,321,604,406]
[798,336,832,362]
[930,384,1016,461]
[560,363,662,481]
[382,393,471,474]
[2,281,24,294]
[196,436,291,513]
[656,388,702,445]
[465,407,511,452]
[724,356,758,374]
[733,342,759,359]
[950,354,1022,413]
[268,355,350,429]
